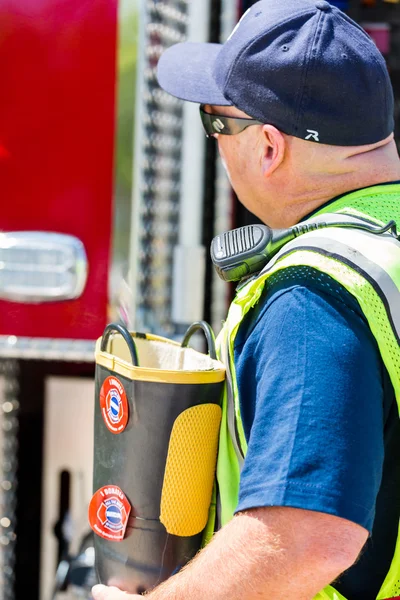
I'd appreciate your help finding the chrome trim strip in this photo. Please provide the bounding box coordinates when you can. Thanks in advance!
[0,359,19,600]
[0,337,95,362]
[108,0,138,324]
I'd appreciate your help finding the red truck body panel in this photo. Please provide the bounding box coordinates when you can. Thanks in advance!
[0,0,118,339]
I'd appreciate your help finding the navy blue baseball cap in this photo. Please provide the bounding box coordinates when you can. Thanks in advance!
[157,0,394,146]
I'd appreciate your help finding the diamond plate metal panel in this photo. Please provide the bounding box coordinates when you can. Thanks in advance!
[130,0,189,336]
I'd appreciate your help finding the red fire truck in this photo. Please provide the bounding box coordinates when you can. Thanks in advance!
[0,0,398,599]
[0,1,236,598]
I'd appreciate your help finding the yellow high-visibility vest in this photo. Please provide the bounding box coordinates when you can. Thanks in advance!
[204,184,400,600]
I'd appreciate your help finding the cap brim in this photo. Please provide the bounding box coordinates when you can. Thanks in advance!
[157,42,232,106]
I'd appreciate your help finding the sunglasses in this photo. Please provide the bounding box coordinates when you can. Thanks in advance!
[199,105,264,138]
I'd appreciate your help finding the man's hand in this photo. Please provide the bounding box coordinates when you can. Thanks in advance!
[91,506,368,600]
[92,585,142,600]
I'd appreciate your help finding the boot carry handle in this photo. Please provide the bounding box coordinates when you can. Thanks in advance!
[100,323,139,366]
[181,321,217,360]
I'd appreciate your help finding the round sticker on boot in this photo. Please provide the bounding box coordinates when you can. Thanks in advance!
[88,485,131,541]
[100,376,129,433]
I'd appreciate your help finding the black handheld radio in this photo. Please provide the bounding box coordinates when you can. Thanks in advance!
[211,218,398,283]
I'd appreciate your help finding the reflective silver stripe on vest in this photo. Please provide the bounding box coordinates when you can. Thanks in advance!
[307,212,380,228]
[250,212,393,290]
[268,235,400,342]
[220,330,245,466]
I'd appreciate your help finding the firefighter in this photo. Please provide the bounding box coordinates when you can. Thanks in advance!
[92,0,400,598]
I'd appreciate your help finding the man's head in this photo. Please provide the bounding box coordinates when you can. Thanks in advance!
[157,0,399,226]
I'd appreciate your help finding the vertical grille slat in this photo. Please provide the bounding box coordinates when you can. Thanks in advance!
[134,1,190,334]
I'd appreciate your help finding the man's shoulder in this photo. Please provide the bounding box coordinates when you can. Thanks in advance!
[234,265,365,350]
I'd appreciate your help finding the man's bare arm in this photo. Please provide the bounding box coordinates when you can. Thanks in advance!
[92,505,368,600]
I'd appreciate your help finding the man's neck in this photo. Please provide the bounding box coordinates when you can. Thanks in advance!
[274,136,400,227]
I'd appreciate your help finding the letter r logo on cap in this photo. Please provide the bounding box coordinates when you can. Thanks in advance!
[305,129,320,142]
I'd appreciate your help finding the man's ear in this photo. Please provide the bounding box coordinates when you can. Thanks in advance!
[261,125,285,178]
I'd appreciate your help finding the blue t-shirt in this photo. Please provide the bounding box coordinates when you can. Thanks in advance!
[233,266,400,599]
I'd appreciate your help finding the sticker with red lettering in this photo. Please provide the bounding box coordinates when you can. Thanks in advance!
[88,485,131,541]
[99,376,129,434]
